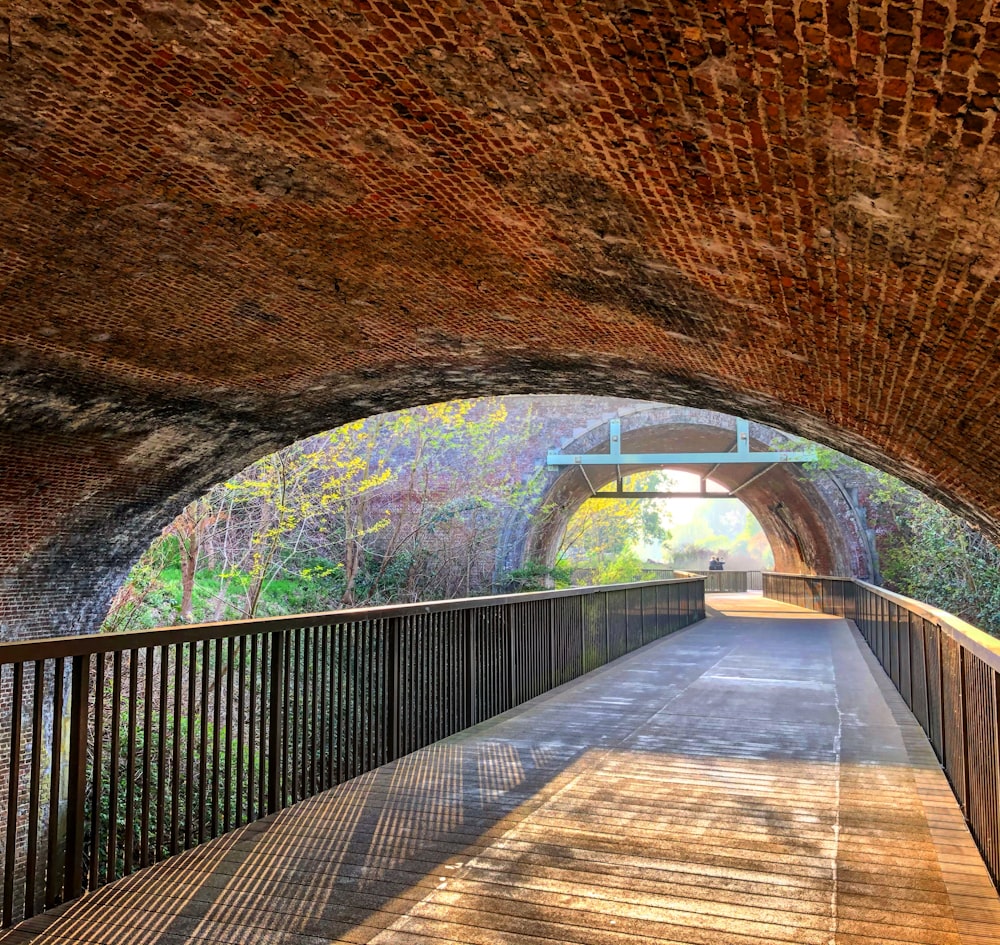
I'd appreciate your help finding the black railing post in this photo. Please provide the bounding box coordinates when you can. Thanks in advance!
[0,577,723,929]
[386,618,401,760]
[958,648,971,816]
[267,630,286,815]
[994,669,1000,852]
[936,626,946,766]
[464,611,477,729]
[63,655,89,904]
[45,657,65,910]
[507,604,516,709]
[3,663,22,927]
[549,598,556,690]
[605,591,610,662]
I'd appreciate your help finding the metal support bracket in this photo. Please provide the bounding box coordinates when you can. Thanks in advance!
[546,418,817,468]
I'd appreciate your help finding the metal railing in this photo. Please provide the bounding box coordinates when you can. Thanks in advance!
[0,578,704,927]
[763,572,1000,891]
[674,570,761,593]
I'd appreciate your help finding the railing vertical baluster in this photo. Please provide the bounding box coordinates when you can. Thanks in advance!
[345,624,355,776]
[959,651,971,816]
[363,622,373,770]
[263,631,273,811]
[185,641,196,850]
[198,641,210,843]
[211,637,222,838]
[380,620,388,766]
[605,592,611,663]
[224,637,234,835]
[155,645,168,863]
[318,626,328,786]
[935,623,947,769]
[107,652,123,883]
[356,622,366,773]
[364,620,372,768]
[414,614,434,748]
[140,647,153,869]
[353,621,362,772]
[762,571,1000,891]
[3,662,23,927]
[90,654,105,886]
[170,643,182,857]
[441,615,450,735]
[369,620,378,767]
[45,657,65,908]
[326,626,336,785]
[0,577,708,928]
[447,615,456,732]
[250,634,261,823]
[549,598,556,691]
[358,623,367,768]
[290,629,300,803]
[433,614,442,743]
[64,654,89,904]
[122,653,138,877]
[267,631,285,814]
[383,621,391,763]
[236,635,247,827]
[507,605,515,710]
[465,611,477,729]
[299,627,316,784]
[25,661,44,917]
[994,669,1000,879]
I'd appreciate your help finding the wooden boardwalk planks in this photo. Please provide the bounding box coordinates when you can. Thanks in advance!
[3,594,998,944]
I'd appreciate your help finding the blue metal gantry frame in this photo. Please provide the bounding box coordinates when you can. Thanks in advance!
[545,418,818,499]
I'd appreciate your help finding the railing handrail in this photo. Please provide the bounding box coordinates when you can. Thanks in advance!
[673,568,760,573]
[764,572,1000,669]
[763,570,1000,891]
[0,578,701,664]
[0,577,706,927]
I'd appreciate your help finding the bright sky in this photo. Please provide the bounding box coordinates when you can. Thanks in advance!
[655,470,731,526]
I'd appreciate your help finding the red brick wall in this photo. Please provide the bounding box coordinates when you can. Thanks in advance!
[3,3,999,637]
[506,402,875,581]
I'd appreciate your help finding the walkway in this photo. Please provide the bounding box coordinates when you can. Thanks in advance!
[5,596,999,945]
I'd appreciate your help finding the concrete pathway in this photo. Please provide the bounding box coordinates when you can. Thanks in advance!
[4,595,999,944]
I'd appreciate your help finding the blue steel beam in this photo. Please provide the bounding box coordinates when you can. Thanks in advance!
[546,418,818,467]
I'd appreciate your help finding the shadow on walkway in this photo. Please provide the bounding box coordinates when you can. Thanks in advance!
[5,598,999,944]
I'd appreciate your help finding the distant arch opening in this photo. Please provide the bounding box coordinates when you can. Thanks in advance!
[517,405,874,583]
[551,468,775,586]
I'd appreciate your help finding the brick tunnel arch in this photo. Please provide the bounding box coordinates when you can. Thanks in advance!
[6,3,1000,639]
[504,405,875,582]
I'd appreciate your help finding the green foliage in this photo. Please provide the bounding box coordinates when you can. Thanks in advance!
[867,478,1000,635]
[778,438,1000,637]
[102,536,177,633]
[104,398,544,630]
[506,559,573,591]
[556,471,672,584]
[594,547,646,585]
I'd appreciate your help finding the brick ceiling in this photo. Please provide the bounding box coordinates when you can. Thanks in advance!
[3,1,1000,632]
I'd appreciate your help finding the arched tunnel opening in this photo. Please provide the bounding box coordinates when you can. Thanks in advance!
[100,396,877,634]
[5,0,1000,934]
[511,402,875,589]
[551,467,776,582]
